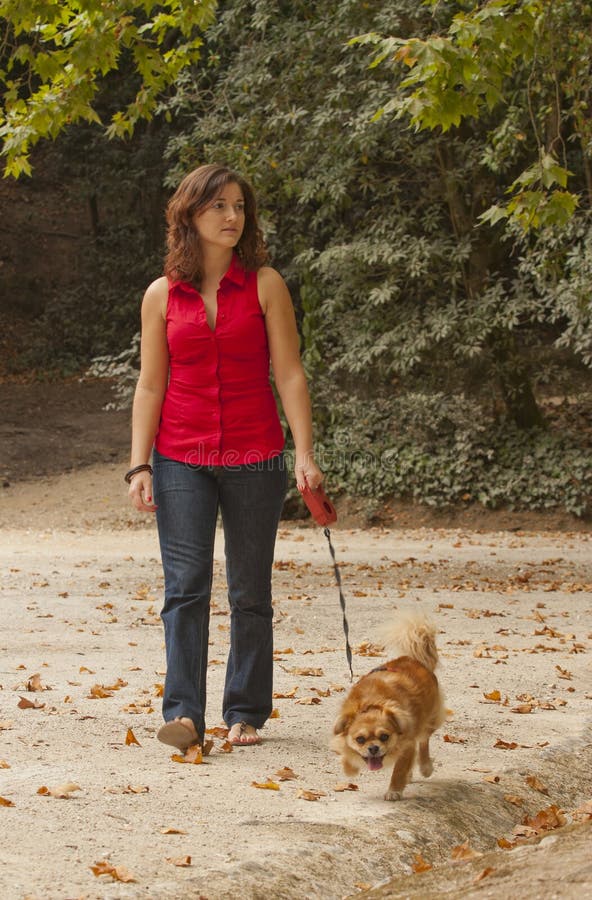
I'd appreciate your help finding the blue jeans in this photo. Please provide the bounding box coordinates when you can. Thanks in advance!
[152,449,287,741]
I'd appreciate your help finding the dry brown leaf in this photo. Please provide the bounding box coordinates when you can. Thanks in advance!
[0,760,11,769]
[275,767,298,781]
[37,783,81,799]
[125,728,141,747]
[571,800,592,822]
[525,775,549,795]
[153,682,164,697]
[0,796,15,806]
[443,734,466,744]
[474,867,495,883]
[285,667,324,677]
[251,780,280,791]
[88,684,114,699]
[26,673,45,692]
[171,745,204,765]
[79,666,95,674]
[160,827,187,834]
[218,740,233,753]
[497,836,516,849]
[205,725,229,739]
[504,794,524,807]
[123,785,149,794]
[411,853,432,873]
[90,861,136,883]
[450,840,482,862]
[556,665,573,680]
[296,788,326,801]
[483,689,501,701]
[273,687,299,699]
[17,696,45,710]
[334,783,359,792]
[511,704,533,714]
[522,804,566,834]
[295,697,321,706]
[483,774,501,783]
[269,708,280,719]
[494,739,518,750]
[166,856,192,867]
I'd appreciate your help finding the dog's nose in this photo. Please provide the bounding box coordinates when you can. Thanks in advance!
[368,745,380,756]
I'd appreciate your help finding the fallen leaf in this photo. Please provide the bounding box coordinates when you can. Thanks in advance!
[0,796,15,806]
[125,728,141,747]
[334,783,359,792]
[450,840,482,862]
[37,783,81,799]
[123,785,149,794]
[17,696,45,710]
[79,666,95,674]
[494,739,518,750]
[171,745,203,765]
[483,690,501,701]
[295,697,321,705]
[251,780,280,791]
[275,767,298,781]
[160,827,187,834]
[296,788,326,801]
[483,774,501,784]
[285,667,324,677]
[26,673,46,692]
[474,867,495,883]
[90,861,136,882]
[525,775,549,795]
[166,856,192,867]
[411,853,432,873]
[269,708,280,719]
[511,704,533,714]
[273,687,299,699]
[443,734,466,744]
[205,726,229,739]
[504,794,524,807]
[0,760,10,769]
[497,836,516,849]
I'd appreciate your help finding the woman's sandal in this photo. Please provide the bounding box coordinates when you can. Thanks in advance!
[228,721,261,745]
[157,718,201,751]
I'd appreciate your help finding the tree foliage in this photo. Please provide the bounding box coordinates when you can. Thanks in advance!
[356,0,592,230]
[0,0,217,176]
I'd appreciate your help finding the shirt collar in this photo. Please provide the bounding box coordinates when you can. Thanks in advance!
[221,252,247,287]
[170,253,246,294]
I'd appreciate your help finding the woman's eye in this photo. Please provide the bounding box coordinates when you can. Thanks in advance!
[236,203,245,212]
[213,201,225,209]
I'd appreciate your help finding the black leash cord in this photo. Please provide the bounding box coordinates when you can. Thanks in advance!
[323,526,354,682]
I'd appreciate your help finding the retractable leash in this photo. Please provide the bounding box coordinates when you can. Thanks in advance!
[298,482,354,682]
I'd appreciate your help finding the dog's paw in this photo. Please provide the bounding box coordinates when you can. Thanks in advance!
[384,788,403,801]
[419,759,433,778]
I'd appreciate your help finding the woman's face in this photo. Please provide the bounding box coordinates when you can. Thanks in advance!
[193,180,245,251]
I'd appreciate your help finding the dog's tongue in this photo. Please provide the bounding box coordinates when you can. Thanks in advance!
[366,756,383,771]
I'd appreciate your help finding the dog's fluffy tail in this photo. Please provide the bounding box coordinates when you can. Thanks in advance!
[381,613,439,671]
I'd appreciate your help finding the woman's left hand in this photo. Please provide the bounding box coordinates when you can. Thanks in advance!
[295,453,323,491]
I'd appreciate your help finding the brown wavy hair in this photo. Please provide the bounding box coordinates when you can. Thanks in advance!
[164,164,269,284]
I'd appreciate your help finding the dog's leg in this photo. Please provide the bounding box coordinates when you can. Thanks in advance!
[384,745,415,801]
[418,737,433,778]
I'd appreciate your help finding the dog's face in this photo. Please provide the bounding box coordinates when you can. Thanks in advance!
[336,706,402,772]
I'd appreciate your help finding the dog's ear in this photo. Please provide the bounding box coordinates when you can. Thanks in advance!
[333,713,352,735]
[387,712,403,734]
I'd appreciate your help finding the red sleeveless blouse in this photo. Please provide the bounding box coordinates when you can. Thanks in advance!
[154,254,285,466]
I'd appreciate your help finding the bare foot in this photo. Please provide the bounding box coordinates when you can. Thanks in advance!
[227,721,261,745]
[157,717,200,750]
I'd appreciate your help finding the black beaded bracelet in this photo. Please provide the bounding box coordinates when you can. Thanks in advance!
[124,463,153,484]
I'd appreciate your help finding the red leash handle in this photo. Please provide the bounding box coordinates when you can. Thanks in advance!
[298,481,337,526]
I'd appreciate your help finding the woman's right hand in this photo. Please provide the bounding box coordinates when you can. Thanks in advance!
[128,471,157,513]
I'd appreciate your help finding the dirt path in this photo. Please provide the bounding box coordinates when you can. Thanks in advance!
[1,465,591,899]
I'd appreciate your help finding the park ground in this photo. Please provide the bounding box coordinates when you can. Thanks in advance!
[0,379,591,899]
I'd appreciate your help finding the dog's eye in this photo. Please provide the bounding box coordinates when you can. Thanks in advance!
[379,733,389,742]
[355,736,366,745]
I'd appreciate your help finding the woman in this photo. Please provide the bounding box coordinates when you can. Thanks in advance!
[127,164,322,750]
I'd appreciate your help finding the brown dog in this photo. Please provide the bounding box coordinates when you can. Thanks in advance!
[331,614,445,800]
